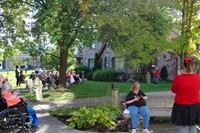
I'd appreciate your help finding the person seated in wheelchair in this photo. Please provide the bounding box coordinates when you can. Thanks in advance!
[1,78,41,131]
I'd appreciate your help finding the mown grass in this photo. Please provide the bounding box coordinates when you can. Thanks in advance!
[0,70,34,88]
[2,70,171,101]
[40,81,172,101]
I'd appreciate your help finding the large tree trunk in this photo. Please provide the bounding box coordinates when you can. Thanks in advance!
[180,0,186,69]
[179,0,194,69]
[59,46,68,88]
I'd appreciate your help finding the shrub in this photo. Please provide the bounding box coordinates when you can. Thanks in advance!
[87,71,93,80]
[92,69,118,82]
[68,64,77,71]
[160,66,168,81]
[74,65,90,77]
[67,103,120,129]
[68,64,90,78]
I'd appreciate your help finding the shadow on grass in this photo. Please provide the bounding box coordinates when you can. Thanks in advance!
[43,94,50,98]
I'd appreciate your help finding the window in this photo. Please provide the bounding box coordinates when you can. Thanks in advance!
[115,58,124,71]
[112,57,115,69]
[104,57,107,69]
[88,59,94,70]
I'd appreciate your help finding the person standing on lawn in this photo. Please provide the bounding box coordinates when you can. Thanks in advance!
[15,65,20,87]
[171,57,200,133]
[153,67,160,86]
[125,82,150,133]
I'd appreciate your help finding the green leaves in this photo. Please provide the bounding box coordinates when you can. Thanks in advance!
[67,103,120,129]
[95,0,173,67]
[0,0,33,58]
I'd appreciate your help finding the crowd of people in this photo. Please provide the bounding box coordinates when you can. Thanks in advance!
[15,66,82,89]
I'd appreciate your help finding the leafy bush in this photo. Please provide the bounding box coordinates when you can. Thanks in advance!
[68,64,90,78]
[68,64,77,71]
[87,71,93,80]
[92,69,118,82]
[67,103,120,129]
[74,65,90,77]
[160,66,168,81]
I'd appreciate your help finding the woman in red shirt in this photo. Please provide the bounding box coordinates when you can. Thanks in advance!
[171,57,200,133]
[154,67,160,86]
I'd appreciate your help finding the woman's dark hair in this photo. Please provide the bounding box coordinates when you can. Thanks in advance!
[183,57,195,73]
[16,66,19,69]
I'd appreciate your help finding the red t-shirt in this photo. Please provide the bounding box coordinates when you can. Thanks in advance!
[171,74,200,104]
[154,70,160,78]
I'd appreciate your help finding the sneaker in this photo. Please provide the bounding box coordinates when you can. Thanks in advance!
[143,128,151,133]
[30,125,41,132]
[132,129,136,133]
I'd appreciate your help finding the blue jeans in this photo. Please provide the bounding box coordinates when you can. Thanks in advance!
[128,106,150,129]
[154,77,159,85]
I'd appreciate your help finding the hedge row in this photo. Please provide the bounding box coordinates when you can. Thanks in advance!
[68,65,118,82]
[92,69,118,82]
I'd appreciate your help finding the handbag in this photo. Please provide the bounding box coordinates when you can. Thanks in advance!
[123,108,131,118]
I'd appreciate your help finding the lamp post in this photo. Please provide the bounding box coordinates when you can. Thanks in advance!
[82,71,84,82]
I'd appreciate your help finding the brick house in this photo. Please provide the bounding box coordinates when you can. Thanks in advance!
[75,41,179,81]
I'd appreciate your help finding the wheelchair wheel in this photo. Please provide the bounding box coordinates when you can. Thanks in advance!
[0,108,25,133]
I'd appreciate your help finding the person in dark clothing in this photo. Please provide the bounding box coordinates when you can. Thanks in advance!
[29,72,36,81]
[54,72,59,88]
[125,82,150,133]
[19,70,25,83]
[41,74,47,87]
[46,72,52,89]
[15,66,20,87]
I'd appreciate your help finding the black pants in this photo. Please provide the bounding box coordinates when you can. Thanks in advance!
[16,76,20,86]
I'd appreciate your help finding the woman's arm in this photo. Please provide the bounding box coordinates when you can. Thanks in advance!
[140,90,148,100]
[125,97,138,104]
[141,96,148,100]
[171,77,177,93]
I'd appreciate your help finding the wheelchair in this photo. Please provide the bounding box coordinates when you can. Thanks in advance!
[0,91,36,133]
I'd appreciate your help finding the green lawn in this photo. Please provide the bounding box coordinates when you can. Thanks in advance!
[49,81,172,116]
[2,70,172,101]
[0,70,34,88]
[41,81,172,101]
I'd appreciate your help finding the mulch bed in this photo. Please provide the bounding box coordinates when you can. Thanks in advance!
[52,114,173,132]
[52,114,132,132]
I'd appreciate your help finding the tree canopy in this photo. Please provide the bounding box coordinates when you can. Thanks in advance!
[31,0,98,87]
[95,0,173,67]
[169,0,200,67]
[1,0,200,85]
[0,0,31,58]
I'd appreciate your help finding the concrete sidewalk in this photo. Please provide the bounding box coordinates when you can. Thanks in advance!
[26,100,85,133]
[24,91,200,133]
